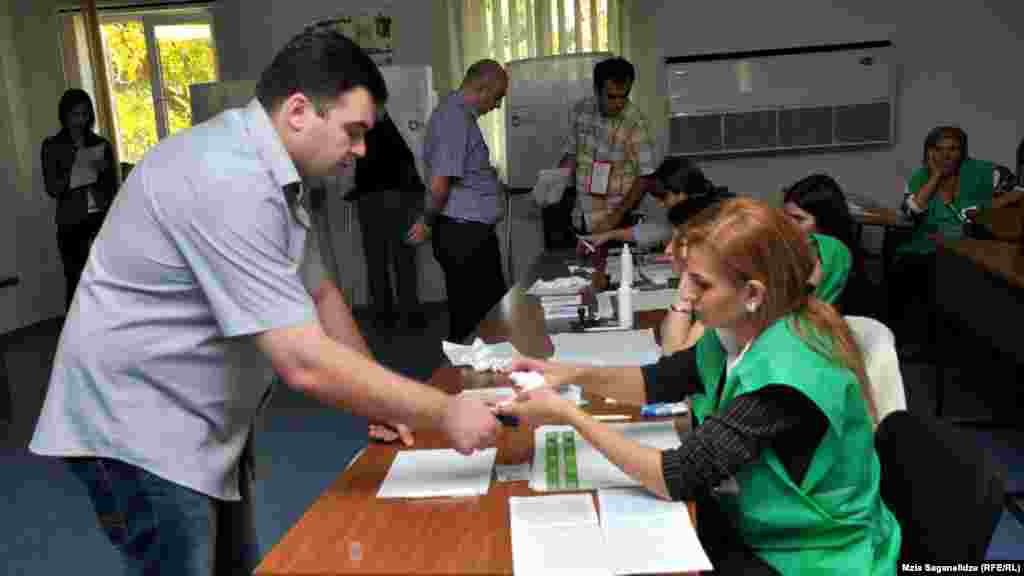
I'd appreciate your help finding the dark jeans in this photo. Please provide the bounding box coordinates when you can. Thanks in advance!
[431,215,506,343]
[57,211,105,311]
[356,189,421,325]
[66,453,257,576]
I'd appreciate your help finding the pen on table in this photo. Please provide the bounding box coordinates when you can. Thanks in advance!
[640,402,689,417]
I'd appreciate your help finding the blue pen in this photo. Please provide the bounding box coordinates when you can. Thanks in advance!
[641,402,688,417]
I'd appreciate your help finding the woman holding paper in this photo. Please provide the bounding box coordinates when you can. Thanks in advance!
[42,89,118,310]
[500,198,900,575]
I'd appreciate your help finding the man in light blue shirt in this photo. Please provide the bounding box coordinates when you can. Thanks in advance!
[30,29,499,576]
[407,59,508,343]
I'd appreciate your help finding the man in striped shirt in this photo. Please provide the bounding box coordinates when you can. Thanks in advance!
[559,56,658,236]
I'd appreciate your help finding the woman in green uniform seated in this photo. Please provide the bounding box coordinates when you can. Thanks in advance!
[890,126,994,352]
[782,173,870,314]
[499,197,900,575]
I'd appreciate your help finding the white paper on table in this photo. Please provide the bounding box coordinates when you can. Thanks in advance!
[597,487,713,574]
[550,329,660,366]
[530,422,681,492]
[527,276,591,297]
[509,494,613,576]
[68,144,105,189]
[442,338,520,371]
[638,261,678,286]
[376,448,497,498]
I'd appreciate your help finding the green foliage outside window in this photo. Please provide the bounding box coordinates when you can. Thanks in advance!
[101,21,217,164]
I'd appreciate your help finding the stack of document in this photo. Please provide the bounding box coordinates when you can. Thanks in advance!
[376,448,497,499]
[538,292,585,320]
[509,494,612,576]
[597,487,713,574]
[550,329,661,366]
[508,489,713,575]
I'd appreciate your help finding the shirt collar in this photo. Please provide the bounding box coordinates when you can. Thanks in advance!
[455,90,480,119]
[242,98,309,228]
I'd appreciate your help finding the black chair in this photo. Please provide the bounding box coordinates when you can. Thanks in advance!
[875,410,1006,562]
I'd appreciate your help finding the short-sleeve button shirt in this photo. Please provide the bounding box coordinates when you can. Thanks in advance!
[564,96,657,212]
[423,90,502,224]
[30,98,318,500]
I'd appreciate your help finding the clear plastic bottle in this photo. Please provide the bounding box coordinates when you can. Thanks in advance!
[618,244,633,328]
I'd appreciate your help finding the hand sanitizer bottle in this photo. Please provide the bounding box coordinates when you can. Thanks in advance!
[618,244,633,328]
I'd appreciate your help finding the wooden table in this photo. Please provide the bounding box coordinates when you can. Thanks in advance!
[851,206,912,283]
[255,254,693,575]
[933,239,1024,421]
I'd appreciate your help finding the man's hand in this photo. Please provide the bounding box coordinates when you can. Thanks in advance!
[441,395,500,455]
[581,230,619,249]
[587,209,617,234]
[406,217,431,245]
[369,422,414,446]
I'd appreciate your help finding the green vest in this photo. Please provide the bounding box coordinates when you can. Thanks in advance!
[811,233,851,305]
[692,320,900,575]
[897,158,994,255]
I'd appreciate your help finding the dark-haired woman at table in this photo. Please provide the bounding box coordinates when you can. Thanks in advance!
[500,198,899,575]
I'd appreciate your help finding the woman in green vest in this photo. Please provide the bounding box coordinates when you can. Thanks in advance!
[890,126,994,354]
[782,173,863,312]
[500,198,900,575]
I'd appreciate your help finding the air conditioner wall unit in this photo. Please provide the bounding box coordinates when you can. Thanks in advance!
[665,41,894,157]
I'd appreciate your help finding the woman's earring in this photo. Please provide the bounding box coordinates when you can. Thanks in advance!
[746,301,758,313]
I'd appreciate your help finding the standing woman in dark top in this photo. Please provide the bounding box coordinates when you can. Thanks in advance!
[500,198,899,575]
[42,89,118,311]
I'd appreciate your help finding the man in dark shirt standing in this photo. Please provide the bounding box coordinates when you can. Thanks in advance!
[407,60,508,343]
[350,111,426,330]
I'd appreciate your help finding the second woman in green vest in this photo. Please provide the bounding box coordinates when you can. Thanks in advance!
[499,198,900,575]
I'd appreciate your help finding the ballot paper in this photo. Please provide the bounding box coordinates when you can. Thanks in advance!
[509,494,613,576]
[376,448,497,499]
[527,276,591,297]
[531,167,572,207]
[597,487,713,574]
[550,329,661,366]
[530,422,681,492]
[68,144,105,189]
[442,338,520,371]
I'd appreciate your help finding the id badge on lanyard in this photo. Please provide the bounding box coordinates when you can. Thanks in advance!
[588,160,612,196]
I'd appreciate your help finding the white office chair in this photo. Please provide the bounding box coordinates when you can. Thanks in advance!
[844,316,908,427]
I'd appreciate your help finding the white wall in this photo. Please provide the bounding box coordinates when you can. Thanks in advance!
[214,0,438,84]
[0,0,68,333]
[630,0,1024,214]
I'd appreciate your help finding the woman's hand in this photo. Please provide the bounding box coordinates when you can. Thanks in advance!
[927,149,945,182]
[496,386,577,428]
[504,356,582,390]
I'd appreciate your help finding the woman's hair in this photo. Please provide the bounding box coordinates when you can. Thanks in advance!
[654,157,714,201]
[58,89,96,131]
[782,173,863,272]
[684,197,876,422]
[922,125,968,165]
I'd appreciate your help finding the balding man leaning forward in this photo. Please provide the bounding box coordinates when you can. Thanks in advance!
[407,59,509,343]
